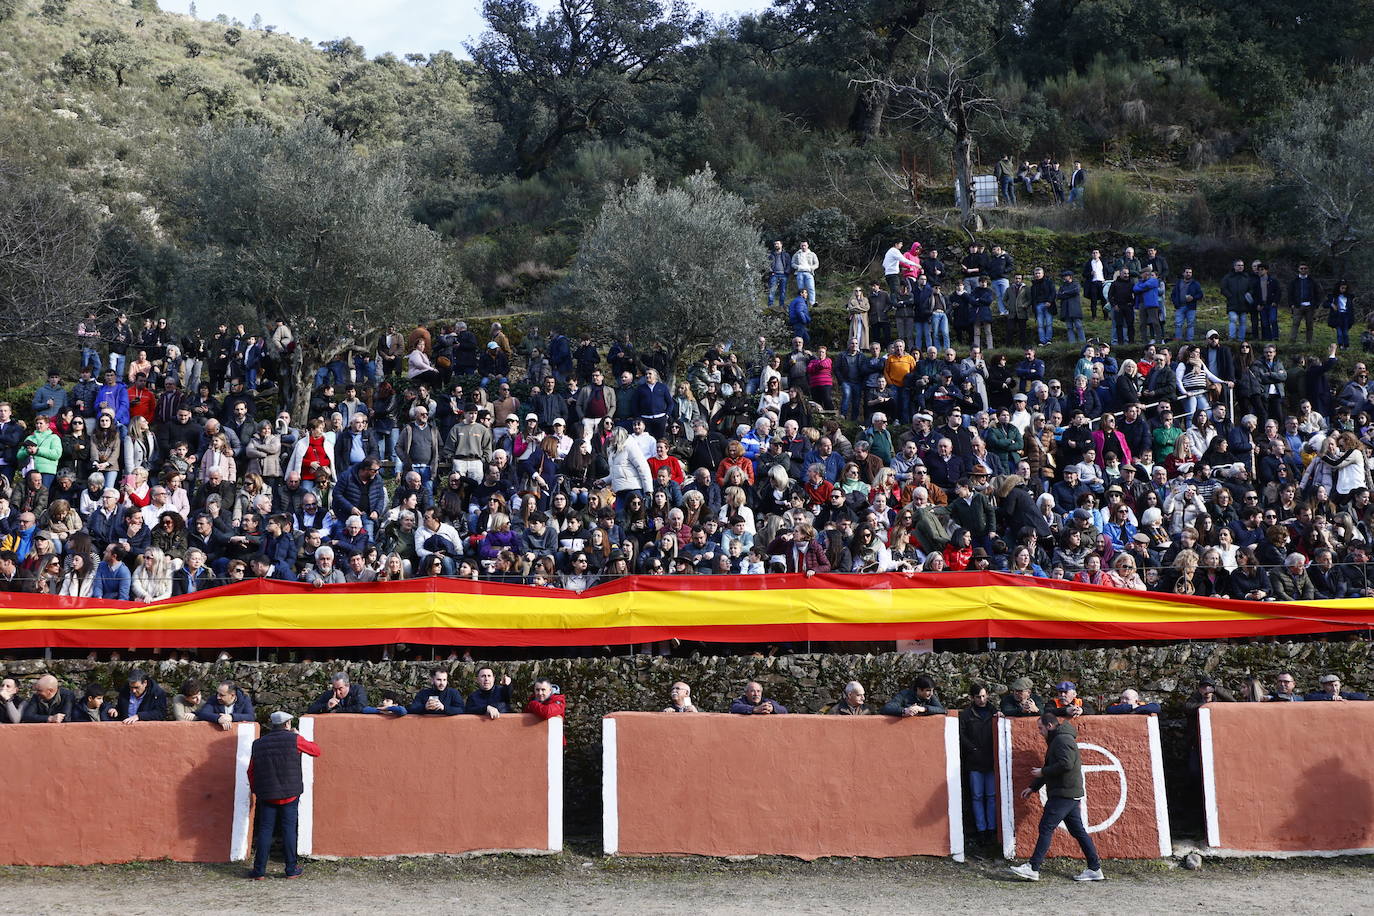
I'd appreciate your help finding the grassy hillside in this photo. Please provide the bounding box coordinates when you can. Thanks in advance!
[0,0,473,221]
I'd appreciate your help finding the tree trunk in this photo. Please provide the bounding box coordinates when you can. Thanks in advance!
[290,352,313,425]
[849,84,889,146]
[953,134,981,231]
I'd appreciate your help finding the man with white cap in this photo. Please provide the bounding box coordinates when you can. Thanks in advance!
[248,710,321,880]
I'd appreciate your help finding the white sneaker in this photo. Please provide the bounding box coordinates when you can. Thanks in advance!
[1072,868,1105,882]
[1009,863,1040,881]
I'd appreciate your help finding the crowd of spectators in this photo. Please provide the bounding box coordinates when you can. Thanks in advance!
[0,238,1368,618]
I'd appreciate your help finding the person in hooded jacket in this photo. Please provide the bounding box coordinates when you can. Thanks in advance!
[960,684,998,844]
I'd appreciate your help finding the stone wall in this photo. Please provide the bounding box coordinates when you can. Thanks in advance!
[11,638,1373,839]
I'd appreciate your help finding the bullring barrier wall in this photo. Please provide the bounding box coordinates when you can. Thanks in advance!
[298,714,562,857]
[998,715,1171,860]
[0,721,256,866]
[602,712,963,860]
[1200,703,1374,855]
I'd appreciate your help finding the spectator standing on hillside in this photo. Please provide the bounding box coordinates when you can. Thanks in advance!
[766,240,791,311]
[1289,263,1322,345]
[791,241,818,309]
[248,711,320,880]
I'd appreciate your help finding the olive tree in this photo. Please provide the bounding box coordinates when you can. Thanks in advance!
[0,165,111,384]
[172,118,465,420]
[1264,65,1374,278]
[560,167,768,382]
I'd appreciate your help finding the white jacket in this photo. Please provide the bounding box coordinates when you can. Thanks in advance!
[609,445,653,493]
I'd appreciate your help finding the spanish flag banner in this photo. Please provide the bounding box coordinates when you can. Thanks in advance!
[1,573,1372,649]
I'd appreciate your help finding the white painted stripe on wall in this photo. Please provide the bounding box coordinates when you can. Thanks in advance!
[1198,707,1220,848]
[944,716,965,862]
[602,718,618,855]
[229,723,255,861]
[547,717,564,852]
[998,717,1016,860]
[297,716,315,856]
[1147,715,1173,857]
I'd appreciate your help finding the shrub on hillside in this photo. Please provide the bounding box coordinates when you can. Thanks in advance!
[1082,174,1149,229]
[785,207,856,261]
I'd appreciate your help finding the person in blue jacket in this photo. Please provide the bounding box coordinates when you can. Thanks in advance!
[93,544,132,600]
[196,681,257,729]
[787,289,812,346]
[1133,268,1164,346]
[730,681,788,715]
[363,690,410,716]
[1171,268,1205,342]
[408,668,465,715]
[465,666,512,718]
[1304,674,1368,702]
[1104,688,1161,715]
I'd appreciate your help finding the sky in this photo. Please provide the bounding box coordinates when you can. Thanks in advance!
[198,0,766,58]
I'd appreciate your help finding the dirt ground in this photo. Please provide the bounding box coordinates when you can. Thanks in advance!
[1,851,1370,915]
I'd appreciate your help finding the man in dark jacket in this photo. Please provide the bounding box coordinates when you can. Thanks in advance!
[464,667,512,718]
[881,675,947,716]
[1000,677,1045,717]
[729,681,788,714]
[1010,713,1104,882]
[306,672,369,714]
[1304,674,1369,702]
[1288,263,1323,345]
[196,681,257,729]
[109,669,168,723]
[20,675,76,723]
[407,668,464,715]
[960,684,998,844]
[248,711,320,879]
[331,459,385,537]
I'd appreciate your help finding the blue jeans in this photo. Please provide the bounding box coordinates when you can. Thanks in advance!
[791,322,811,346]
[1066,318,1084,343]
[81,348,102,373]
[1260,306,1279,340]
[251,799,300,877]
[768,273,788,310]
[993,278,1010,317]
[1035,303,1055,344]
[969,770,996,833]
[999,176,1016,205]
[914,320,933,350]
[1029,795,1101,871]
[929,311,950,349]
[108,353,125,377]
[840,381,863,420]
[1069,186,1084,206]
[1228,311,1247,341]
[794,271,815,307]
[1175,306,1196,341]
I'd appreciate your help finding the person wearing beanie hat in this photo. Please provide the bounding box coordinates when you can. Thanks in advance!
[247,709,321,880]
[1000,677,1045,717]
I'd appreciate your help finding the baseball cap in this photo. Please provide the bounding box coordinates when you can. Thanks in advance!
[1205,329,1219,338]
[269,711,293,726]
[487,341,499,349]
[1056,681,1076,691]
[524,412,538,422]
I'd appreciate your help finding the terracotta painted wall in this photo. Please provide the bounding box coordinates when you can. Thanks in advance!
[999,716,1171,860]
[603,712,962,860]
[1202,704,1374,854]
[302,714,561,857]
[0,722,252,866]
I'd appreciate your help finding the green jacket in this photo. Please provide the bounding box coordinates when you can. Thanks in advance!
[19,429,62,475]
[1030,722,1084,799]
[986,422,1024,464]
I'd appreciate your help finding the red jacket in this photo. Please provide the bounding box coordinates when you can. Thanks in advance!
[524,694,566,719]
